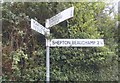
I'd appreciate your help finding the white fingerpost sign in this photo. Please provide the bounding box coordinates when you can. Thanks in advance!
[46,7,74,28]
[31,19,50,35]
[50,39,104,47]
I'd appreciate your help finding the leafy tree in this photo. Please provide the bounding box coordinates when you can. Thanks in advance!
[2,2,118,82]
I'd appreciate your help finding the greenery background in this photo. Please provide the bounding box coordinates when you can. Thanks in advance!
[2,2,119,82]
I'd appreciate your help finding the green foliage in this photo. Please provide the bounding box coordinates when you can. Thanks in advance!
[2,2,118,82]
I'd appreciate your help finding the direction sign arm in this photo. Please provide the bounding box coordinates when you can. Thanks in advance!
[46,6,74,28]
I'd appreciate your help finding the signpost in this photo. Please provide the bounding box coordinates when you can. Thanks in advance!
[31,6,104,82]
[49,39,104,47]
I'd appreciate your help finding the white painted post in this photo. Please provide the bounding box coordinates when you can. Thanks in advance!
[45,19,50,82]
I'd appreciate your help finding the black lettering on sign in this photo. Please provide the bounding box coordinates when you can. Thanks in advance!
[81,41,85,45]
[77,41,81,45]
[97,41,99,45]
[49,14,62,27]
[72,41,76,45]
[66,41,71,45]
[90,41,96,45]
[52,41,59,45]
[59,41,62,45]
[86,41,90,44]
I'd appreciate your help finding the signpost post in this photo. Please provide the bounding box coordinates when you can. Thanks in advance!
[45,19,50,82]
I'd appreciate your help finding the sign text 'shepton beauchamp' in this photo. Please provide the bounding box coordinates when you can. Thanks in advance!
[50,39,104,47]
